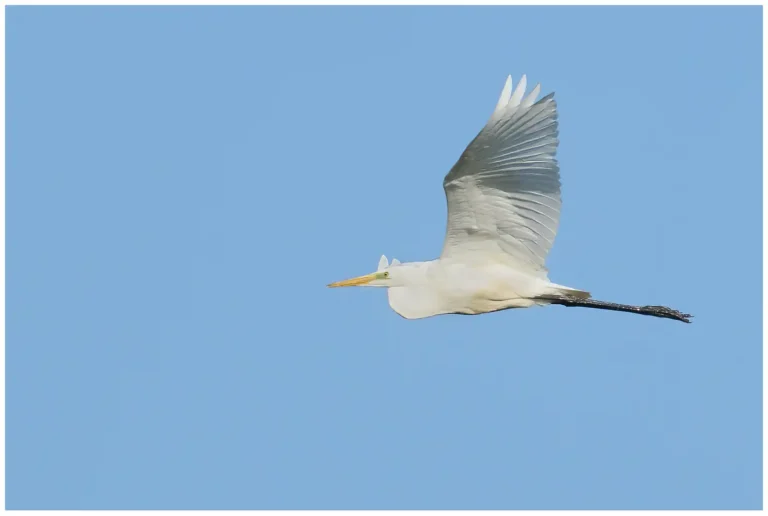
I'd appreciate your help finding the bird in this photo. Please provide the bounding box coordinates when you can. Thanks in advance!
[328,74,691,324]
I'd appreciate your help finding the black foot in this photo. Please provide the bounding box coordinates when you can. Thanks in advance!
[641,305,693,323]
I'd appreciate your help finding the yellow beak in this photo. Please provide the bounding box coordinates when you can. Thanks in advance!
[327,273,377,288]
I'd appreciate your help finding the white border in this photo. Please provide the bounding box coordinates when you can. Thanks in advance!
[1,1,763,514]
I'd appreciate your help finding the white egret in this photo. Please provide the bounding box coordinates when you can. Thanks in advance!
[329,75,691,323]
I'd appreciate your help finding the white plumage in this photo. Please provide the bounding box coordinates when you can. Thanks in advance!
[329,75,691,324]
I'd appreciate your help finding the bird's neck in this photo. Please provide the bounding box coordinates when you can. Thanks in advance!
[391,260,436,286]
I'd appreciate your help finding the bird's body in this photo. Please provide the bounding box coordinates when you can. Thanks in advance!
[329,74,691,323]
[384,258,580,319]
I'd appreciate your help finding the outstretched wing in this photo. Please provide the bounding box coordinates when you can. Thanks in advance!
[441,75,561,275]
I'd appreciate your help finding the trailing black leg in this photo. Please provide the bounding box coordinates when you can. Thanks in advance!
[540,296,692,323]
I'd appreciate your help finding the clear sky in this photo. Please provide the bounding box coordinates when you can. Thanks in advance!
[7,5,762,510]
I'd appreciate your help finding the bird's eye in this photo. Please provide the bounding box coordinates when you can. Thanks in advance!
[383,272,390,278]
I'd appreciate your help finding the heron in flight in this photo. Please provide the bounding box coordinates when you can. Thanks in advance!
[329,75,691,323]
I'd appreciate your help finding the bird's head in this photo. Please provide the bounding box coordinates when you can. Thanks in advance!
[327,255,401,288]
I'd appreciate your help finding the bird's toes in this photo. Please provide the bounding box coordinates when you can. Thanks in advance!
[641,305,693,323]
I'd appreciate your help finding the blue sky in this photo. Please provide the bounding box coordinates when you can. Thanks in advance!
[6,6,762,510]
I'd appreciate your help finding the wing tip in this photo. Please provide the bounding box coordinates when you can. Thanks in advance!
[495,75,513,111]
[509,75,528,107]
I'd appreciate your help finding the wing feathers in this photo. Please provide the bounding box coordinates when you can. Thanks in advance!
[520,83,541,109]
[494,75,513,113]
[508,74,527,108]
[441,76,561,273]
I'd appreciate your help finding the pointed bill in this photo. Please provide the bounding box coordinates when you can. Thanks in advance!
[327,273,378,288]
